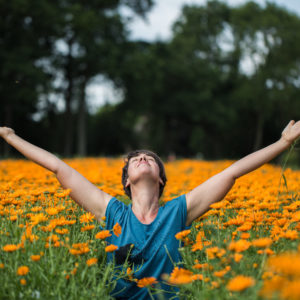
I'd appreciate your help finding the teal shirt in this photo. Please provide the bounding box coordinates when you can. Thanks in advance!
[104,195,190,299]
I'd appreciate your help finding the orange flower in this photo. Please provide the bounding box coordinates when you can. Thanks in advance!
[17,266,29,276]
[3,244,19,252]
[46,207,59,216]
[0,263,4,269]
[55,228,69,235]
[137,277,157,288]
[226,275,255,292]
[228,240,251,253]
[233,253,243,263]
[113,222,122,237]
[81,225,95,232]
[175,230,191,240]
[127,267,134,280]
[86,258,98,266]
[105,244,118,252]
[95,230,111,240]
[69,243,90,255]
[193,263,209,270]
[252,238,272,248]
[79,212,95,224]
[240,233,250,239]
[20,279,26,285]
[167,267,194,285]
[31,255,41,261]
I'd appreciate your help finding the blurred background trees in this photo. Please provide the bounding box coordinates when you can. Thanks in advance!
[1,0,300,161]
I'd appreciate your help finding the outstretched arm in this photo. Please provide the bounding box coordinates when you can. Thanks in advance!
[185,120,300,226]
[0,127,111,221]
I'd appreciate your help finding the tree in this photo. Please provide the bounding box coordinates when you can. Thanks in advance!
[0,0,59,156]
[50,0,154,156]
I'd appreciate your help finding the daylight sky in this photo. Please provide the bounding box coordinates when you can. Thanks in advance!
[124,0,300,41]
[87,0,300,111]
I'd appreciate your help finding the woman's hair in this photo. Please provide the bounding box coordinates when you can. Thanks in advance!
[122,150,167,199]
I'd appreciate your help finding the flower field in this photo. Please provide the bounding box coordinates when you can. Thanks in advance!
[1,157,300,299]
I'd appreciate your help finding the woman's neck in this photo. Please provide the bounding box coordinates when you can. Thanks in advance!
[130,183,160,224]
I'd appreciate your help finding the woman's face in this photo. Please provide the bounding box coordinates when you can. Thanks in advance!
[126,153,162,187]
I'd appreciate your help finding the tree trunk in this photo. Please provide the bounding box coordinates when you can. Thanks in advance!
[77,78,88,156]
[253,111,264,151]
[63,41,74,157]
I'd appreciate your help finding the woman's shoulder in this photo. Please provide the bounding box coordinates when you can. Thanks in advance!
[162,194,186,210]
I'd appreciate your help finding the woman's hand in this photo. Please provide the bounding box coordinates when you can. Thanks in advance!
[281,120,300,145]
[0,127,15,141]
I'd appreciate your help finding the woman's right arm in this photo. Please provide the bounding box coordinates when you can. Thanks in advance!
[0,127,111,222]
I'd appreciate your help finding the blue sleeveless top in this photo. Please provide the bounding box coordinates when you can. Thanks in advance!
[104,194,190,299]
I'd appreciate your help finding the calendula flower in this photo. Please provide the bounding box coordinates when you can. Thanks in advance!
[80,212,95,224]
[252,238,272,248]
[20,279,26,285]
[113,222,122,237]
[86,258,98,266]
[227,275,255,292]
[127,267,134,280]
[46,207,59,216]
[233,253,243,263]
[175,230,191,240]
[228,240,251,252]
[137,277,157,288]
[81,225,95,232]
[167,267,194,285]
[95,230,111,240]
[17,266,29,276]
[31,255,41,262]
[3,244,19,252]
[105,244,118,252]
[0,263,4,269]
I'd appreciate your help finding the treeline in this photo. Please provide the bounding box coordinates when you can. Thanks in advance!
[1,0,300,160]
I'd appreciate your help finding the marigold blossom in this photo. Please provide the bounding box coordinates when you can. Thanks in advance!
[95,230,111,240]
[137,277,157,288]
[113,222,122,237]
[227,275,255,292]
[105,244,118,252]
[31,255,41,261]
[17,266,29,276]
[86,258,98,266]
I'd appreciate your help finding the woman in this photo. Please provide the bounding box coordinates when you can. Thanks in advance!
[0,120,300,299]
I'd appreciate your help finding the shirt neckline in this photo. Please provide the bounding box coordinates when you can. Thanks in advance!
[128,203,162,226]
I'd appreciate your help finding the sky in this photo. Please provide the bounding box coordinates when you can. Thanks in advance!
[86,0,300,112]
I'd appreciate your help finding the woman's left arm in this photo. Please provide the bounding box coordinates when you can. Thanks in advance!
[185,120,300,226]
